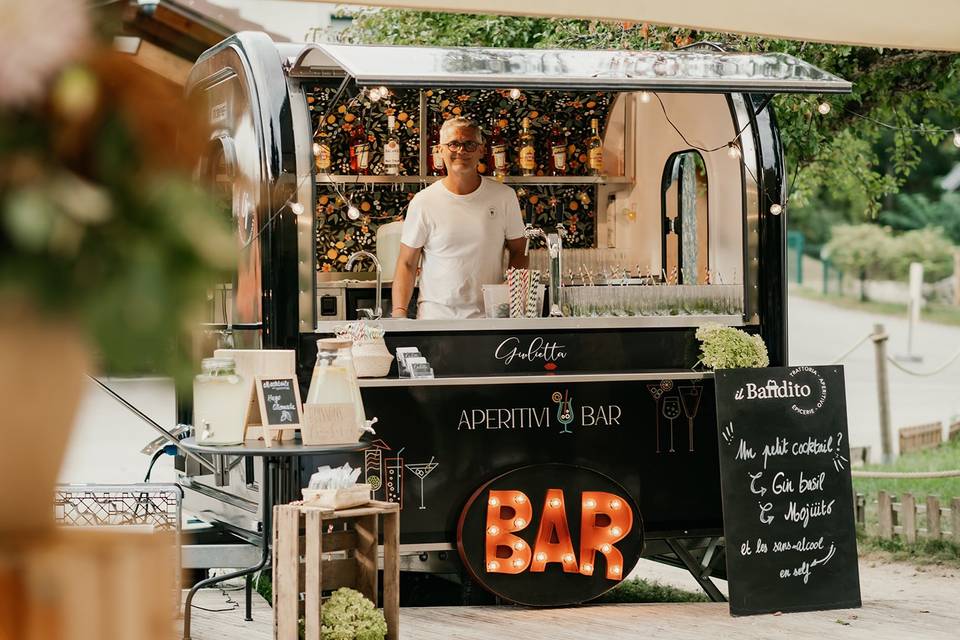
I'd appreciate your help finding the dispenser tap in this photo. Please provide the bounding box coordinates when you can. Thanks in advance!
[345,250,383,319]
[524,223,564,317]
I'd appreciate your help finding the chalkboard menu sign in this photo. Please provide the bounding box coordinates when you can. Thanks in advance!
[714,365,861,616]
[244,376,302,446]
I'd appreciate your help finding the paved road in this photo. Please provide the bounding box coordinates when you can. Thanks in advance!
[787,290,960,461]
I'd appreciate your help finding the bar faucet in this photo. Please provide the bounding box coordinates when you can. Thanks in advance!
[524,223,565,317]
[345,250,383,319]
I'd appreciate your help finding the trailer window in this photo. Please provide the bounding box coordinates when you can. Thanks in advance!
[661,150,709,284]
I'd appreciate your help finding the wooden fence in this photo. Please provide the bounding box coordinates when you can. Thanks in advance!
[898,422,943,455]
[949,420,960,442]
[854,491,960,543]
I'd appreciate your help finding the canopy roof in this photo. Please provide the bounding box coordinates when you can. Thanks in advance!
[292,43,852,93]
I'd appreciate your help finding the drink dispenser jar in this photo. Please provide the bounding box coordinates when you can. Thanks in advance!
[193,356,247,445]
[307,338,368,434]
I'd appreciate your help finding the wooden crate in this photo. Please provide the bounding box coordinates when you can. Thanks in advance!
[0,528,175,640]
[272,501,400,640]
[898,421,942,454]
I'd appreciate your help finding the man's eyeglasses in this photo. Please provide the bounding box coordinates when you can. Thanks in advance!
[442,140,481,152]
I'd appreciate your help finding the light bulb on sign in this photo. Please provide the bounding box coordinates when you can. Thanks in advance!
[514,541,525,551]
[290,202,304,216]
[563,554,575,564]
[610,527,622,537]
[609,499,621,510]
[769,203,783,216]
[488,497,499,507]
[514,494,526,504]
[600,544,612,553]
[727,142,742,160]
[817,102,831,115]
[509,88,522,100]
[584,498,597,509]
[639,91,652,104]
[512,559,524,568]
[346,205,361,221]
[536,552,548,562]
[582,563,593,573]
[514,518,526,528]
[487,525,500,536]
[611,565,621,575]
[549,498,561,508]
[487,561,499,571]
[953,130,960,148]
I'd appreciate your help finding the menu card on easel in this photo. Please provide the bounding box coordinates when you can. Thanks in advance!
[243,376,302,446]
[714,365,861,616]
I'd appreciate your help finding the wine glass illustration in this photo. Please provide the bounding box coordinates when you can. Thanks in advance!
[678,385,703,452]
[554,390,575,434]
[662,396,682,453]
[405,457,439,510]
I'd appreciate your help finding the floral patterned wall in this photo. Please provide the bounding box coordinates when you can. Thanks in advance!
[306,84,614,272]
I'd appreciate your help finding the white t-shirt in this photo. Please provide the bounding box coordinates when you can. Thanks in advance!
[401,178,525,319]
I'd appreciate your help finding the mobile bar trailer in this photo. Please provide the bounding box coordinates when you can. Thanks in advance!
[182,32,851,606]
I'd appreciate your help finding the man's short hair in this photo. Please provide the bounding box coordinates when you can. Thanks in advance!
[439,117,484,145]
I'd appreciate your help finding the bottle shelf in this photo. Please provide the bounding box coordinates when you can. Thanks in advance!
[314,174,632,186]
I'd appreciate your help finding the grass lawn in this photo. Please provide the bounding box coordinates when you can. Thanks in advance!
[791,287,960,328]
[853,437,960,498]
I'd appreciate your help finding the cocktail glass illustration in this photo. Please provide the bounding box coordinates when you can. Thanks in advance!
[384,447,405,507]
[662,396,682,453]
[554,390,575,434]
[678,385,703,452]
[647,384,664,453]
[405,457,439,510]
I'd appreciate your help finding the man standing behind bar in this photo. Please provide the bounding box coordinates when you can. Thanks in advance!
[392,117,528,319]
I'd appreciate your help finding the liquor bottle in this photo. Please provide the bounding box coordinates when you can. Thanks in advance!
[349,121,370,175]
[488,118,509,179]
[587,118,604,176]
[548,124,567,177]
[518,117,536,176]
[428,112,445,176]
[383,114,400,176]
[313,131,332,173]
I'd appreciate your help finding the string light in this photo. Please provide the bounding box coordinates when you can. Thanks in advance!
[727,142,742,160]
[954,130,960,148]
[509,88,522,100]
[377,85,389,98]
[289,202,304,216]
[367,87,382,102]
[817,102,831,115]
[346,205,361,221]
[639,91,652,103]
[769,203,783,216]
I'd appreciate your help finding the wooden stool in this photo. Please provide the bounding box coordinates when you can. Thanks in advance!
[272,500,400,640]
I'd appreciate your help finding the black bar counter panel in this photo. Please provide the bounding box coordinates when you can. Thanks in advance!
[352,377,722,546]
[299,327,717,381]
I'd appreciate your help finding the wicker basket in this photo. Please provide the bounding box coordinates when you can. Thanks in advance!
[353,339,394,377]
[301,483,372,509]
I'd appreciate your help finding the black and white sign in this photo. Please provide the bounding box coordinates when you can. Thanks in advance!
[715,365,861,616]
[255,377,302,428]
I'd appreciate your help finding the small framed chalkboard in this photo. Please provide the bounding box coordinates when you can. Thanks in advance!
[244,376,302,446]
[714,365,861,616]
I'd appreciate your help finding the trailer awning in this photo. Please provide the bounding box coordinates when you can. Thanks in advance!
[292,43,851,93]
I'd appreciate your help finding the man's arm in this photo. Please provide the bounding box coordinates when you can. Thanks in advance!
[391,243,422,318]
[506,237,528,270]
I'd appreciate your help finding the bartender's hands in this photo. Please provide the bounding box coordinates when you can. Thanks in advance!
[392,243,421,319]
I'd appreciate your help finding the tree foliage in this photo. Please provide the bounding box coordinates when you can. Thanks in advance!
[339,10,960,216]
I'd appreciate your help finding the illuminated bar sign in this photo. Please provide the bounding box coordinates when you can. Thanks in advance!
[456,464,643,606]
